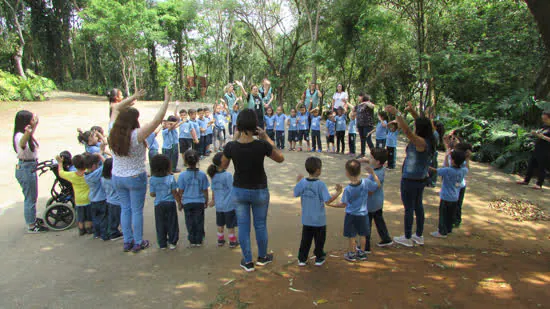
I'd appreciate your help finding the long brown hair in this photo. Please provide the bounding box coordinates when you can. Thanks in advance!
[108,107,140,156]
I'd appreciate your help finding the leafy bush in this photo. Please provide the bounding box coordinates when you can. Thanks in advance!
[0,70,57,101]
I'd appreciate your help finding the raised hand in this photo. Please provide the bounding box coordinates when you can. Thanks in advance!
[364,164,374,175]
[335,184,343,193]
[385,105,398,115]
[296,174,304,183]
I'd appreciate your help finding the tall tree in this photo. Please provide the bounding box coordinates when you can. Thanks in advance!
[524,0,550,100]
[2,0,26,78]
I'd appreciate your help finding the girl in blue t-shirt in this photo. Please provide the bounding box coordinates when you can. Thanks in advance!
[230,103,240,138]
[274,106,287,150]
[213,102,229,152]
[264,106,277,142]
[310,108,322,152]
[325,112,336,153]
[287,108,299,151]
[348,112,357,156]
[374,111,388,149]
[334,107,347,153]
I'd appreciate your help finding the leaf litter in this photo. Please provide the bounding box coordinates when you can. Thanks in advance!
[489,198,549,221]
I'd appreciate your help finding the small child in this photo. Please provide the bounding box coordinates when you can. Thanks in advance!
[177,150,210,247]
[213,102,228,152]
[59,150,76,172]
[375,111,388,148]
[310,108,322,152]
[178,109,200,159]
[230,104,240,137]
[296,104,310,151]
[274,106,287,150]
[77,128,107,155]
[287,108,299,151]
[335,107,347,153]
[264,106,276,142]
[197,108,208,157]
[294,157,342,266]
[204,107,214,155]
[162,116,180,173]
[348,112,357,156]
[325,112,336,153]
[453,142,472,228]
[56,154,92,235]
[84,153,109,240]
[328,159,380,262]
[188,109,201,152]
[386,122,399,169]
[428,121,446,187]
[207,153,239,248]
[150,154,180,250]
[146,125,162,164]
[429,150,468,238]
[101,158,123,241]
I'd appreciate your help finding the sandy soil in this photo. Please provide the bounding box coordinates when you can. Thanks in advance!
[0,92,548,309]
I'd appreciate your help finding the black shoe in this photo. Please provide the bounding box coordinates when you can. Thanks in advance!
[27,224,48,233]
[240,259,255,272]
[356,154,365,159]
[357,250,368,261]
[377,240,394,247]
[35,218,45,226]
[217,239,226,247]
[229,241,239,248]
[86,228,93,234]
[110,231,123,241]
[315,256,326,266]
[79,228,86,236]
[256,253,274,266]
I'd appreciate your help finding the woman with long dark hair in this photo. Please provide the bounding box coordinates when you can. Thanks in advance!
[220,109,284,272]
[385,104,436,248]
[108,88,171,252]
[13,110,48,233]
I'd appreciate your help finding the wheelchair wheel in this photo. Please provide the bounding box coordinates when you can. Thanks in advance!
[43,203,76,231]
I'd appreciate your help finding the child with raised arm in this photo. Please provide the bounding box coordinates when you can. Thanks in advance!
[274,106,287,149]
[230,103,240,138]
[150,154,180,250]
[294,157,342,266]
[310,108,322,152]
[196,108,208,157]
[264,106,277,142]
[188,109,201,151]
[213,101,229,152]
[296,104,311,151]
[146,125,162,164]
[204,107,215,155]
[287,108,299,151]
[162,115,181,173]
[452,142,472,228]
[348,111,357,156]
[327,159,380,262]
[386,122,399,169]
[325,112,336,153]
[84,153,110,241]
[375,111,388,149]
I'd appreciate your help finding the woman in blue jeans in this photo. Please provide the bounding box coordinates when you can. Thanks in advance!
[108,87,171,252]
[221,109,284,272]
[385,104,435,248]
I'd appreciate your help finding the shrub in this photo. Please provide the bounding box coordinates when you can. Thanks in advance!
[0,70,56,101]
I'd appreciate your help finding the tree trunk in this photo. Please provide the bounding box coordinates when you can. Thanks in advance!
[14,47,25,78]
[120,56,130,96]
[149,42,158,97]
[525,0,550,100]
[4,0,26,79]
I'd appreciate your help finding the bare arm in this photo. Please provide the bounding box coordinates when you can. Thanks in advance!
[235,81,248,98]
[137,87,171,143]
[327,201,346,208]
[404,101,419,119]
[110,89,146,124]
[258,127,284,163]
[203,190,209,209]
[385,105,426,152]
[325,184,343,206]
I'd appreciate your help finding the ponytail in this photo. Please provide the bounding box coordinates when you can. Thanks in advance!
[207,152,224,179]
[77,130,91,145]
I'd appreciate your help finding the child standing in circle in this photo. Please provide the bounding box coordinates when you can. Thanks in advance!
[146,125,162,164]
[310,108,322,152]
[274,106,287,150]
[177,150,210,247]
[84,153,109,240]
[374,111,388,149]
[101,158,123,240]
[335,107,347,153]
[386,122,399,169]
[150,154,180,250]
[162,116,180,173]
[264,106,276,142]
[287,108,299,151]
[296,104,311,152]
[348,112,357,156]
[207,153,239,248]
[325,112,336,153]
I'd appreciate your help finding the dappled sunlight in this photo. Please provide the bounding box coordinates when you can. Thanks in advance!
[183,299,206,308]
[476,276,515,299]
[176,281,207,293]
[520,272,550,286]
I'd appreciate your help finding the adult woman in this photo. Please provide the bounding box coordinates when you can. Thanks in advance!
[235,80,266,129]
[301,82,323,111]
[108,88,124,117]
[108,87,171,252]
[354,93,375,157]
[385,104,436,248]
[221,109,284,272]
[13,110,48,233]
[331,83,348,113]
[221,83,241,136]
[259,79,275,110]
[517,111,550,190]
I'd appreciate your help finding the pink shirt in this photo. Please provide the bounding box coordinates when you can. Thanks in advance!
[14,132,38,161]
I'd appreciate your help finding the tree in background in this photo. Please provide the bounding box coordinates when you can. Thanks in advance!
[1,0,26,78]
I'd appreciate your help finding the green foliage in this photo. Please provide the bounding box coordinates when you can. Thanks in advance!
[0,70,56,101]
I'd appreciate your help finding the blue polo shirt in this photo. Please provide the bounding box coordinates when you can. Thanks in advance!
[180,122,194,139]
[367,168,385,212]
[438,167,468,202]
[197,118,208,137]
[386,131,398,147]
[275,114,287,131]
[310,116,321,131]
[264,115,276,130]
[162,129,178,148]
[101,177,120,206]
[348,119,357,134]
[297,111,309,130]
[214,112,227,129]
[294,178,331,227]
[211,171,234,212]
[146,132,159,150]
[376,121,388,140]
[326,119,336,136]
[150,175,177,205]
[205,116,213,135]
[84,165,106,202]
[85,143,101,154]
[288,116,298,131]
[231,111,239,126]
[177,168,210,204]
[335,115,346,132]
[341,178,378,216]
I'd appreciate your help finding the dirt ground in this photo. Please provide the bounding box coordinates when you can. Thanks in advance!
[0,92,548,309]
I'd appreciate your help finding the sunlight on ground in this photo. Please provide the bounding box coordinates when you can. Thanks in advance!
[176,281,206,293]
[520,272,550,285]
[476,276,514,299]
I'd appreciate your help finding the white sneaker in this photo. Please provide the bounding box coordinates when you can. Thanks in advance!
[430,231,447,238]
[412,234,425,245]
[168,244,177,250]
[393,235,413,247]
[298,260,307,267]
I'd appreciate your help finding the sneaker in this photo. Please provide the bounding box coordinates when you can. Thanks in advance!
[315,256,326,266]
[298,260,307,267]
[217,239,226,247]
[229,241,239,248]
[27,224,48,233]
[79,228,86,236]
[357,250,368,261]
[123,242,134,252]
[86,228,93,235]
[160,246,167,250]
[412,234,424,245]
[195,243,202,247]
[393,235,414,247]
[131,240,150,253]
[430,231,447,238]
[356,154,365,159]
[110,232,123,241]
[344,252,357,262]
[377,240,394,247]
[317,150,322,153]
[240,259,255,272]
[168,243,177,250]
[35,218,45,226]
[256,253,274,266]
[94,235,100,239]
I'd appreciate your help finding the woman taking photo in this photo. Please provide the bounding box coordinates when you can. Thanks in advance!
[354,93,375,157]
[221,109,284,272]
[331,83,348,113]
[385,104,436,248]
[235,80,266,129]
[108,87,171,252]
[517,110,550,190]
[13,110,48,233]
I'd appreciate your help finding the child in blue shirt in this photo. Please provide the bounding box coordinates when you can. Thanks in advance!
[287,108,299,151]
[310,108,322,152]
[101,158,123,241]
[296,104,310,152]
[177,150,210,246]
[83,153,109,240]
[204,107,214,155]
[146,125,162,165]
[150,154,180,250]
[230,104,240,138]
[264,106,277,142]
[188,109,201,153]
[77,127,109,156]
[274,106,287,150]
[176,109,199,161]
[453,143,471,227]
[207,153,238,248]
[213,102,229,152]
[328,159,380,262]
[375,111,388,149]
[335,107,347,153]
[429,150,468,238]
[325,112,336,153]
[162,116,181,173]
[348,112,357,156]
[196,109,208,157]
[294,157,342,266]
[386,122,399,169]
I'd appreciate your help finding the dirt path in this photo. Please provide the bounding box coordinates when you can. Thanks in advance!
[0,92,548,309]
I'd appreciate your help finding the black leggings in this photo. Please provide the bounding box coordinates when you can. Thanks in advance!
[358,125,374,155]
[336,131,345,153]
[524,153,549,187]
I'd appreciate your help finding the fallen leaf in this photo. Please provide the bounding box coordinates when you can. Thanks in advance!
[289,287,303,292]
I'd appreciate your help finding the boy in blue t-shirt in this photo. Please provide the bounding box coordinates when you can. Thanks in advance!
[348,111,357,156]
[325,112,336,153]
[328,159,380,262]
[162,115,180,173]
[375,111,388,148]
[386,122,399,169]
[274,106,287,150]
[287,108,299,151]
[230,103,240,138]
[264,106,277,142]
[335,107,347,153]
[294,157,343,267]
[83,153,108,240]
[196,108,208,157]
[213,103,229,152]
[204,107,215,155]
[296,104,310,151]
[429,151,468,238]
[310,108,322,152]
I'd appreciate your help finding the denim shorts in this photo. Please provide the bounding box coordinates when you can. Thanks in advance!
[343,213,368,237]
[76,205,92,223]
[216,210,237,228]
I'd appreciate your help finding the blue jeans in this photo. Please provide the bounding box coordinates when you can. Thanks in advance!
[15,161,38,225]
[113,173,148,245]
[233,187,270,263]
[400,178,426,238]
[107,203,121,237]
[91,200,108,240]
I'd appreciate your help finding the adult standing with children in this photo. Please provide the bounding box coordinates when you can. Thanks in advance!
[517,110,550,190]
[355,93,376,158]
[259,79,275,110]
[108,87,171,253]
[234,80,266,129]
[13,110,48,233]
[331,83,348,113]
[385,103,436,248]
[221,83,241,136]
[221,108,285,272]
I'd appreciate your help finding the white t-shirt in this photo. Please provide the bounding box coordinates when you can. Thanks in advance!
[14,132,38,160]
[333,91,348,109]
[112,129,147,177]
